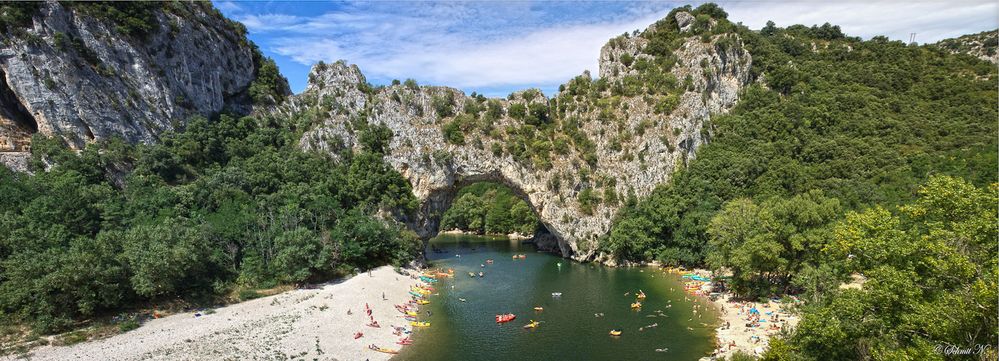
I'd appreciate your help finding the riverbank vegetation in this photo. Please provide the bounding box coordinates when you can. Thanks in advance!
[602,5,997,361]
[0,112,421,334]
[440,182,538,237]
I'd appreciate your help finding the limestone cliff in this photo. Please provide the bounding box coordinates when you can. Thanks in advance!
[935,29,998,64]
[0,1,271,157]
[279,11,753,261]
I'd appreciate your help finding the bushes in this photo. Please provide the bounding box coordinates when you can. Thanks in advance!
[431,95,455,118]
[0,110,421,333]
[65,2,161,40]
[248,55,291,106]
[440,182,539,236]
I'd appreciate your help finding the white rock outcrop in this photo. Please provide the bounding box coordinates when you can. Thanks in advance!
[282,12,753,260]
[0,1,260,156]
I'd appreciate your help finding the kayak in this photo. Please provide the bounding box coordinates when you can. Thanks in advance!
[469,272,476,277]
[631,302,642,309]
[369,345,399,354]
[495,313,516,323]
[410,321,431,327]
[405,311,418,316]
[609,329,623,336]
[533,307,544,311]
[409,291,424,297]
[417,300,430,305]
[523,320,540,329]
[637,291,647,299]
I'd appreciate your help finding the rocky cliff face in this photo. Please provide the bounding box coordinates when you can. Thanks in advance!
[935,29,998,64]
[279,11,753,261]
[0,2,261,156]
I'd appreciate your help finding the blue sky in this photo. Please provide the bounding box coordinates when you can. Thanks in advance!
[214,1,998,97]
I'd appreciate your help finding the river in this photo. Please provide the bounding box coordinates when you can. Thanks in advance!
[394,234,718,361]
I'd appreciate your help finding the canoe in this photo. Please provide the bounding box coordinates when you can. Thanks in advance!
[370,347,398,354]
[495,313,516,323]
[609,329,623,336]
[410,321,431,327]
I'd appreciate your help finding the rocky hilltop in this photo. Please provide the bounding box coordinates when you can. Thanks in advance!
[934,29,998,64]
[277,10,752,260]
[0,2,281,163]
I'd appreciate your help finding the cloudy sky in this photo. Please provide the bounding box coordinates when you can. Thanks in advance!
[214,1,998,97]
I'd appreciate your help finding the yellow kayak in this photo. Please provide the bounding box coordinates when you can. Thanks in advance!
[630,302,642,309]
[410,321,431,327]
[417,300,430,305]
[523,321,540,329]
[609,329,623,336]
[405,311,418,316]
[369,346,399,354]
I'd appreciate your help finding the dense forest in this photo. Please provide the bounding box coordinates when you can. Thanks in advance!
[0,112,421,333]
[596,4,997,361]
[439,182,539,236]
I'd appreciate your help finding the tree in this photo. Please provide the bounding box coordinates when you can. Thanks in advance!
[121,220,208,298]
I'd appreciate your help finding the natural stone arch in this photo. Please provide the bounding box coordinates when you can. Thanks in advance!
[411,171,571,256]
[279,12,752,260]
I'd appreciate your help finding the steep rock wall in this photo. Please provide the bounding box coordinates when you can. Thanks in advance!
[0,1,259,154]
[281,11,753,260]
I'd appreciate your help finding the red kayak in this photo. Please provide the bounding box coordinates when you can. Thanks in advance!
[495,313,516,323]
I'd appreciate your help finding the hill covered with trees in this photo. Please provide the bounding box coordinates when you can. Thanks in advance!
[596,5,997,360]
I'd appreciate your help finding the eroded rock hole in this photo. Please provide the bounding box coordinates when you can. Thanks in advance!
[0,68,37,151]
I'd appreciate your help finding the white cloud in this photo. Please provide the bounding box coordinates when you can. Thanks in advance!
[271,15,662,89]
[214,1,242,13]
[722,0,998,43]
[242,1,998,93]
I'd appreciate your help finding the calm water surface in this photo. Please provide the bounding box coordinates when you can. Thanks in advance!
[394,235,718,361]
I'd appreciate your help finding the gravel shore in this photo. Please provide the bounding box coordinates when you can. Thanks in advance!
[5,266,422,361]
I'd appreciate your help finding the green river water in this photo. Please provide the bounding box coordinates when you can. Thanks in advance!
[394,235,718,361]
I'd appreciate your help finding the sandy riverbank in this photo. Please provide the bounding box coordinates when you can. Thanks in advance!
[707,293,799,359]
[5,266,424,361]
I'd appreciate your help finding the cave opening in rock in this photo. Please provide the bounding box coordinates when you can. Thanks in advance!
[0,68,38,152]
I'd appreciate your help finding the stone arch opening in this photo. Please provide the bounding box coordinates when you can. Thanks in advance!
[407,171,570,257]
